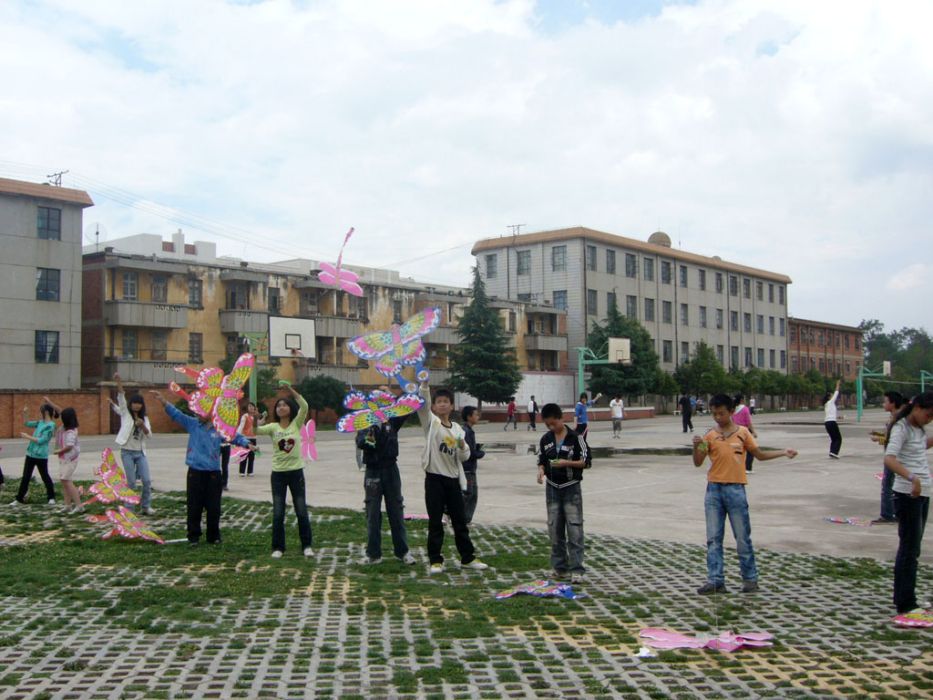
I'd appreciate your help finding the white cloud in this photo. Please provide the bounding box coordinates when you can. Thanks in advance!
[0,0,931,328]
[887,264,930,293]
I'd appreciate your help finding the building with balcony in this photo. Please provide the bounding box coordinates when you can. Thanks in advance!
[788,318,863,380]
[0,177,94,389]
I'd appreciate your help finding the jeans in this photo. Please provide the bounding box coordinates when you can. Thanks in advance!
[425,472,475,565]
[682,411,693,432]
[186,468,223,543]
[364,465,409,560]
[825,421,842,456]
[121,449,152,510]
[893,493,929,613]
[220,444,231,489]
[546,482,585,574]
[271,469,313,552]
[704,482,758,585]
[15,457,55,503]
[880,467,896,520]
[462,470,478,524]
[239,438,257,475]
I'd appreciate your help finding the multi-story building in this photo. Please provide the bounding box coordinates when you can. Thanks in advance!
[0,177,94,389]
[82,232,569,389]
[472,227,792,376]
[788,318,862,380]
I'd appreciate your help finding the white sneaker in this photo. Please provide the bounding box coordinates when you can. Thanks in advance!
[362,556,382,565]
[70,506,85,515]
[303,547,314,557]
[463,559,489,571]
[144,507,155,516]
[8,500,19,507]
[401,552,417,565]
[47,499,56,506]
[429,563,445,575]
[271,550,283,559]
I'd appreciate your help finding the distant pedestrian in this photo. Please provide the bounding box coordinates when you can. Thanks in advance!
[574,392,601,440]
[679,395,694,433]
[11,401,59,506]
[504,398,518,431]
[527,396,539,431]
[824,380,842,458]
[609,395,625,439]
[732,394,757,473]
[871,391,906,524]
[749,397,757,415]
[237,402,262,477]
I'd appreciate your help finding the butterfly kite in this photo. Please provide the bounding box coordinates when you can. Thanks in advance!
[495,579,586,601]
[336,390,424,433]
[86,506,164,544]
[83,448,140,507]
[318,227,363,297]
[346,307,441,392]
[639,628,774,653]
[171,352,255,441]
[301,419,318,462]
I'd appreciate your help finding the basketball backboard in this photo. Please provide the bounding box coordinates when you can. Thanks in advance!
[608,337,631,365]
[269,316,316,359]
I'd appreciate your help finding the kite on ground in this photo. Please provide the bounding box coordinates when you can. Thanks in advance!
[639,628,773,652]
[86,506,164,544]
[495,579,586,601]
[83,448,139,506]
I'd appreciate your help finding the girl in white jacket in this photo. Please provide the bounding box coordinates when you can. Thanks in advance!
[111,373,154,514]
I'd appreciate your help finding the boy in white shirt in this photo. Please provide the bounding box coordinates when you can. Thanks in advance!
[609,396,625,439]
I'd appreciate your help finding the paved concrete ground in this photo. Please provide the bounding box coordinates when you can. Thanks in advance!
[0,408,919,562]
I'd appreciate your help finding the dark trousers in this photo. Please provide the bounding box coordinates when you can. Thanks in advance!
[880,467,896,520]
[527,413,537,431]
[364,465,409,559]
[575,423,589,441]
[894,493,929,613]
[745,450,755,473]
[16,457,55,503]
[239,438,257,475]
[271,469,313,552]
[825,421,842,456]
[462,470,478,524]
[425,472,475,565]
[220,445,231,488]
[682,411,693,432]
[186,468,223,543]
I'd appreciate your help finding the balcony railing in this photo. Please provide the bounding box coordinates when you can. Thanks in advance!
[104,300,188,329]
[219,309,269,334]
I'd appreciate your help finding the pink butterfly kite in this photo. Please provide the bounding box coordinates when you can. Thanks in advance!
[301,419,318,462]
[318,227,363,297]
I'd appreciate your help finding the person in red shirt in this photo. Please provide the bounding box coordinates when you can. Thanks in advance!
[503,397,518,431]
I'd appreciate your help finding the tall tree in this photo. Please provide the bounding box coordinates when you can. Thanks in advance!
[448,267,522,406]
[673,341,728,396]
[587,299,661,397]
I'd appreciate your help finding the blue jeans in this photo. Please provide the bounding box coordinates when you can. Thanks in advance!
[121,449,152,510]
[880,467,896,520]
[546,482,585,574]
[271,469,313,552]
[704,483,758,585]
[364,465,409,560]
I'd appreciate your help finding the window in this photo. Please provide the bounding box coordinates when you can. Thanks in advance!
[607,292,617,313]
[662,301,672,324]
[606,250,617,274]
[393,299,403,323]
[769,316,775,335]
[855,337,861,350]
[681,342,689,363]
[819,358,825,372]
[552,290,567,311]
[626,295,637,319]
[779,286,785,305]
[731,345,739,369]
[551,246,566,272]
[789,324,795,342]
[586,245,597,271]
[188,332,203,363]
[699,306,707,328]
[757,315,764,334]
[644,298,655,322]
[744,313,752,333]
[715,272,723,293]
[756,281,763,301]
[122,329,138,359]
[151,276,168,303]
[485,254,498,278]
[36,268,60,301]
[661,261,672,284]
[769,349,776,369]
[644,258,655,281]
[730,311,738,331]
[698,269,706,291]
[517,293,532,302]
[716,345,724,364]
[37,206,61,240]
[152,330,168,361]
[188,279,203,307]
[729,275,738,296]
[743,278,751,299]
[625,253,637,278]
[716,308,723,329]
[791,356,799,372]
[781,350,786,369]
[679,265,688,288]
[745,347,753,368]
[757,348,765,368]
[268,287,281,313]
[680,303,689,326]
[769,283,775,303]
[844,335,850,350]
[123,272,138,301]
[517,250,531,275]
[508,312,516,333]
[587,289,598,316]
[35,330,60,363]
[663,340,673,363]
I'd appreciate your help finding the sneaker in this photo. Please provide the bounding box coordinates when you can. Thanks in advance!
[144,507,155,516]
[829,453,840,459]
[8,500,20,506]
[401,552,417,565]
[239,473,245,478]
[551,570,568,580]
[70,505,85,515]
[47,499,56,506]
[742,579,759,593]
[271,550,283,559]
[429,563,445,575]
[303,547,314,557]
[362,556,382,565]
[872,517,897,524]
[570,572,584,584]
[462,559,489,571]
[697,582,727,595]
[247,473,254,477]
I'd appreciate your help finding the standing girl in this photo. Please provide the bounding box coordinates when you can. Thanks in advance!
[237,402,262,477]
[12,400,59,505]
[884,392,933,616]
[55,407,82,513]
[732,394,757,473]
[113,373,154,515]
[823,379,843,458]
[256,383,313,558]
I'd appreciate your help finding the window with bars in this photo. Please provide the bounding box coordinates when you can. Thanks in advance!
[679,265,688,288]
[151,276,168,303]
[698,269,706,291]
[661,261,672,284]
[551,246,566,272]
[626,295,637,319]
[189,332,203,363]
[188,279,202,307]
[625,253,638,278]
[644,298,655,322]
[37,206,61,240]
[517,250,531,275]
[123,272,138,301]
[587,289,598,316]
[699,306,707,328]
[644,258,654,281]
[586,246,597,271]
[606,250,616,274]
[662,301,672,324]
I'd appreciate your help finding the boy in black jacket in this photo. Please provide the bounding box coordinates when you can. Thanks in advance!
[460,406,485,525]
[537,403,591,583]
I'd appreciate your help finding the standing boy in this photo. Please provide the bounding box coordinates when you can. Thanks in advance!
[609,395,625,439]
[150,391,254,545]
[418,382,488,574]
[692,393,797,594]
[537,403,591,583]
[460,406,485,524]
[574,392,601,440]
[527,396,539,431]
[679,395,694,433]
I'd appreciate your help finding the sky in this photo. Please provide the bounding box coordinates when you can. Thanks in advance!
[1,0,931,331]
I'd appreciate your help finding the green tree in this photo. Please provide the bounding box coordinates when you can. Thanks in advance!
[673,341,727,396]
[651,368,680,413]
[586,299,661,397]
[295,375,348,417]
[448,267,522,406]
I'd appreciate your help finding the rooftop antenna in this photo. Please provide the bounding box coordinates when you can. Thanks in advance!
[507,224,524,236]
[46,170,69,187]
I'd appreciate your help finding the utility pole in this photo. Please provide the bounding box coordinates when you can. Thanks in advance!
[507,224,524,236]
[46,170,69,187]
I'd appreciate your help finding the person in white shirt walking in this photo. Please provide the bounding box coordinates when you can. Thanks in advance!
[609,396,625,439]
[527,396,539,431]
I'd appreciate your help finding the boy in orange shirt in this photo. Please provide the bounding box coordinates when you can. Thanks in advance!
[692,393,797,594]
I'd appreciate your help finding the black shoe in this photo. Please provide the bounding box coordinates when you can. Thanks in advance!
[742,579,759,593]
[697,582,727,595]
[872,517,897,524]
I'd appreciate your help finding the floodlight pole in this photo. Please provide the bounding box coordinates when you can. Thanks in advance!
[856,364,888,422]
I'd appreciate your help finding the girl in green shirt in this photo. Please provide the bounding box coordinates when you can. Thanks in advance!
[12,401,59,505]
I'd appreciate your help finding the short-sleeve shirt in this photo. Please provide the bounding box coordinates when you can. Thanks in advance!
[886,420,931,496]
[25,420,56,459]
[703,426,757,485]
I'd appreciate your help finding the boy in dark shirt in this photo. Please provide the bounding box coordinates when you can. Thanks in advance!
[537,403,591,583]
[460,406,485,525]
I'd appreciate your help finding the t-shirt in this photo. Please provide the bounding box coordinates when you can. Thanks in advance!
[702,426,758,485]
[732,405,752,428]
[679,397,692,414]
[507,402,516,416]
[25,420,56,459]
[418,385,470,478]
[256,395,310,472]
[57,428,80,464]
[538,428,591,487]
[238,413,256,438]
[575,401,588,425]
[886,420,931,496]
[824,391,839,423]
[527,400,537,414]
[610,399,624,419]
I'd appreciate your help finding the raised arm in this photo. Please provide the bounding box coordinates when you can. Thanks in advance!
[41,395,63,415]
[149,390,196,431]
[418,381,434,435]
